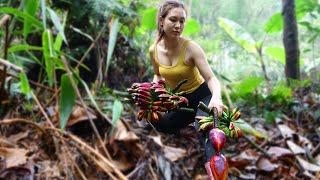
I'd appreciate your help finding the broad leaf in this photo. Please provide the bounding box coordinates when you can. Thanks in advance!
[23,0,40,38]
[265,46,285,64]
[0,7,42,28]
[232,77,264,97]
[140,7,157,30]
[234,119,268,139]
[263,13,283,34]
[218,17,257,54]
[105,18,121,77]
[59,74,76,130]
[183,18,200,36]
[19,72,31,96]
[54,34,63,52]
[270,84,292,103]
[264,0,317,34]
[296,0,317,17]
[112,99,123,126]
[42,29,55,86]
[47,7,67,44]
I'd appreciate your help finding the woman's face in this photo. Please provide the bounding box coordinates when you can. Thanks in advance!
[162,7,186,38]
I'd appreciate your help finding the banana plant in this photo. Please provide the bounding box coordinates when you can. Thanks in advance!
[218,17,270,86]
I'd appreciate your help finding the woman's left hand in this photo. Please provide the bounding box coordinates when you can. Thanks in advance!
[208,97,225,116]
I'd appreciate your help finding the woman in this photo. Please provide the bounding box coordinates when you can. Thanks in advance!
[149,1,224,178]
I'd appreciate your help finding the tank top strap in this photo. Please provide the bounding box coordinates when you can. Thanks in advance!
[178,39,190,65]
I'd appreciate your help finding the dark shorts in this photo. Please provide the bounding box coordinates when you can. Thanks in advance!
[151,82,215,161]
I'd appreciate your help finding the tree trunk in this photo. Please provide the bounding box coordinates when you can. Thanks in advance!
[282,0,300,82]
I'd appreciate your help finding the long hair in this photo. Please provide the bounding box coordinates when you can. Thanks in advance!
[156,0,187,43]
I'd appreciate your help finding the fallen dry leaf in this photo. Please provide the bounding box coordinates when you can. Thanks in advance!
[8,131,29,143]
[257,157,278,172]
[50,106,97,127]
[149,135,186,162]
[0,147,28,168]
[229,167,255,179]
[267,146,293,158]
[277,124,295,139]
[110,120,139,143]
[67,106,97,127]
[296,156,320,172]
[0,138,15,148]
[228,151,258,169]
[111,159,135,171]
[149,135,163,146]
[163,145,186,162]
[286,140,306,155]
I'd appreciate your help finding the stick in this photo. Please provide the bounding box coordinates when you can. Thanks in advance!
[1,70,55,92]
[0,15,10,28]
[243,135,271,158]
[0,118,127,179]
[0,17,10,108]
[0,118,45,133]
[61,56,112,159]
[75,23,108,70]
[0,58,23,72]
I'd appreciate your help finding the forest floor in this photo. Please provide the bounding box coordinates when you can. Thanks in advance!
[0,87,320,179]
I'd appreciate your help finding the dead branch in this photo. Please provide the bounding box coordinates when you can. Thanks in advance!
[0,118,45,133]
[0,118,127,179]
[75,23,108,70]
[243,135,271,158]
[0,15,10,28]
[2,70,55,92]
[49,128,127,180]
[61,56,112,160]
[0,58,23,72]
[31,92,55,127]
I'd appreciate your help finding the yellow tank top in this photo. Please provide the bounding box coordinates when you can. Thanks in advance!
[154,40,204,94]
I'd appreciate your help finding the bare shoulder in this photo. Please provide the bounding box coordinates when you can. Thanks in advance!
[186,40,205,57]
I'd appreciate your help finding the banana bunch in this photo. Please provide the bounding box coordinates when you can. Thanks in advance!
[127,80,188,122]
[221,108,241,122]
[196,107,243,138]
[196,116,214,132]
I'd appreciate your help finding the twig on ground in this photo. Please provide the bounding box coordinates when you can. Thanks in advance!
[243,135,271,158]
[0,118,45,133]
[61,56,112,160]
[0,118,127,179]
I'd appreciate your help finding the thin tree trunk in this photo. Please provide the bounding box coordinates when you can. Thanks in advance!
[282,0,300,82]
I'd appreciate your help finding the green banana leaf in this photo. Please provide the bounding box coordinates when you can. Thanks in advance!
[234,119,268,139]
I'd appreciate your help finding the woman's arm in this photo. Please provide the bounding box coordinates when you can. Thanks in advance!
[149,44,164,82]
[187,41,224,114]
